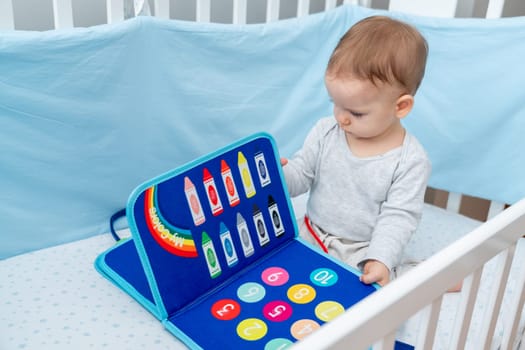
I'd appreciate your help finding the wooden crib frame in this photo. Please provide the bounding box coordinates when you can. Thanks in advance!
[2,1,523,349]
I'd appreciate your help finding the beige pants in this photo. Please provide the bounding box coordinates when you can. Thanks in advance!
[298,217,418,280]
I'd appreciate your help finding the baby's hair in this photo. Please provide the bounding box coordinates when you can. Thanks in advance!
[326,16,428,95]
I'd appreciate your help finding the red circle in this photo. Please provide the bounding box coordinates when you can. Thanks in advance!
[211,299,241,321]
[208,184,218,205]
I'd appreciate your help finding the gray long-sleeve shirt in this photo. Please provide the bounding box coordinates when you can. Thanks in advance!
[283,117,431,270]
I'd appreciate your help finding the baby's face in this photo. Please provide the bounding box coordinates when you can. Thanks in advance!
[325,75,402,140]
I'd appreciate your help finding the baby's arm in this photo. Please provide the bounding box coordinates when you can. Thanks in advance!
[364,139,431,275]
[281,118,330,196]
[360,259,390,286]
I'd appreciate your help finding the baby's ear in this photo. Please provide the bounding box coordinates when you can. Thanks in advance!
[395,94,414,119]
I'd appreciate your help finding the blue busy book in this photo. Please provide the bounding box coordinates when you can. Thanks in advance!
[95,133,412,350]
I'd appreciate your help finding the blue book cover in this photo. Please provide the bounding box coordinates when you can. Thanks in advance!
[95,133,412,349]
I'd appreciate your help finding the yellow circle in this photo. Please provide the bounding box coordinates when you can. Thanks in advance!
[236,318,268,341]
[314,301,345,322]
[287,284,316,304]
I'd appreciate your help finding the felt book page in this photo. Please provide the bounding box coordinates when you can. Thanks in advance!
[96,133,413,349]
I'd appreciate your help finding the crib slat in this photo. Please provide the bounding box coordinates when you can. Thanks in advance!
[449,268,482,349]
[0,0,14,30]
[233,0,247,24]
[134,0,151,16]
[297,0,310,17]
[266,0,280,22]
[446,192,462,214]
[415,297,443,349]
[107,0,125,24]
[325,0,338,10]
[372,331,396,350]
[196,0,211,23]
[487,200,506,220]
[389,0,458,18]
[477,246,515,350]
[486,0,505,18]
[500,249,525,350]
[343,0,359,5]
[53,0,74,29]
[154,0,170,19]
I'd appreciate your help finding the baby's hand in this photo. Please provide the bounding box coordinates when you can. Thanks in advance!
[280,158,288,166]
[360,260,390,286]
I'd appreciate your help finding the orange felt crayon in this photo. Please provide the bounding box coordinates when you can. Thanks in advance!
[184,176,205,226]
[203,167,223,216]
[220,159,240,207]
[237,151,256,198]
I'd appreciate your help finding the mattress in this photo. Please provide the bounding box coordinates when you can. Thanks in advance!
[1,200,523,349]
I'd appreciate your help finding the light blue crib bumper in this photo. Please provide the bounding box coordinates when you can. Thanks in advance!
[1,5,524,258]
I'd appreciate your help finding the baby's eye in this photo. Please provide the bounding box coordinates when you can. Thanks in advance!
[350,110,365,118]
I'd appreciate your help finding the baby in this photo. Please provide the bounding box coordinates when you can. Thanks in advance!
[282,15,431,286]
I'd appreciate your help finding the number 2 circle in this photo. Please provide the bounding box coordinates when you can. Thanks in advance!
[237,318,268,341]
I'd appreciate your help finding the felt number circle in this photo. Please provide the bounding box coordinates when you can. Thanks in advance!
[211,299,241,321]
[287,284,316,304]
[314,301,345,322]
[237,282,266,303]
[261,267,289,286]
[237,318,268,341]
[310,268,338,287]
[262,300,292,322]
[290,319,320,340]
[264,338,293,350]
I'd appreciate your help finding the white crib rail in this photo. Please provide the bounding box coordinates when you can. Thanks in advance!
[290,198,525,350]
[389,0,506,18]
[0,0,510,31]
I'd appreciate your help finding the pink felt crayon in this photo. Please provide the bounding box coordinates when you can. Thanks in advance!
[220,159,240,207]
[184,176,206,226]
[203,168,223,216]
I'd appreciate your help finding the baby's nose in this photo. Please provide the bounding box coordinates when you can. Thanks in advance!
[340,117,351,126]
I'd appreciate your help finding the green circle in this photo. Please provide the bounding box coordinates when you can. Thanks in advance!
[265,338,293,350]
[206,248,216,267]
